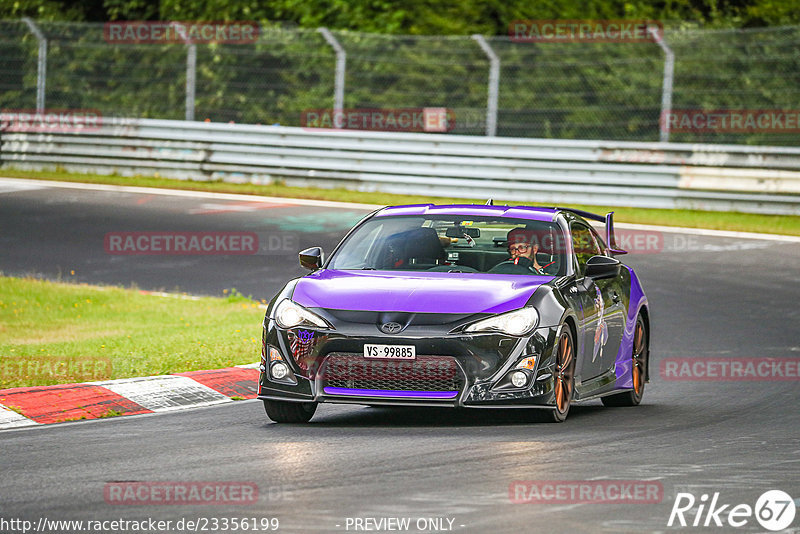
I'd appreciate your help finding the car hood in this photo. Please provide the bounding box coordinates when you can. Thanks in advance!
[291,269,551,314]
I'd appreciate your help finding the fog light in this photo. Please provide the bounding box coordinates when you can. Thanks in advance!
[271,362,290,380]
[511,371,528,388]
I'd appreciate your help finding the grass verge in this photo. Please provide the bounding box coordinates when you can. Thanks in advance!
[3,168,800,236]
[0,276,263,389]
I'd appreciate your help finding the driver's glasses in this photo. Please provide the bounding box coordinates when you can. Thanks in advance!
[509,243,531,253]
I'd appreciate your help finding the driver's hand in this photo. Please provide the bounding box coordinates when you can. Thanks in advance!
[532,244,544,272]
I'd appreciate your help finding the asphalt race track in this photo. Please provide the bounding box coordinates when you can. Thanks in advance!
[1,178,799,534]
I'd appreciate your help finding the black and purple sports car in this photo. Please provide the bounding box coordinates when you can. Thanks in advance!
[258,204,650,423]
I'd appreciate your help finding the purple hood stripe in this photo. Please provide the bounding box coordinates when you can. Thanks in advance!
[292,270,549,314]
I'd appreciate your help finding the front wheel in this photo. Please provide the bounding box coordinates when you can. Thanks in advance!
[602,314,648,407]
[538,325,575,423]
[263,399,317,423]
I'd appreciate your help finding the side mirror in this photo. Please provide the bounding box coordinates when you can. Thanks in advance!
[585,255,620,279]
[299,247,324,271]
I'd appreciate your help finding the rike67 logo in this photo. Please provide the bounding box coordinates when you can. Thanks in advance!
[668,490,796,531]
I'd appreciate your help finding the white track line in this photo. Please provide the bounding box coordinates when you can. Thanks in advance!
[0,177,379,210]
[612,221,800,243]
[91,375,230,412]
[2,177,799,242]
[0,405,38,428]
[0,181,46,194]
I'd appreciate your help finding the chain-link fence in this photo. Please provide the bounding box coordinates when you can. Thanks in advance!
[2,20,799,145]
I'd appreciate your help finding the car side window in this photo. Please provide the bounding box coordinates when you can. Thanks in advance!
[571,223,602,277]
[589,226,608,254]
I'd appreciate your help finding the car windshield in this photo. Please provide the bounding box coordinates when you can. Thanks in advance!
[328,215,566,276]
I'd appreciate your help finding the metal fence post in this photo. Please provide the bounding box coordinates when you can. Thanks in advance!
[471,35,499,137]
[317,28,346,122]
[650,26,674,143]
[185,43,197,121]
[22,17,47,113]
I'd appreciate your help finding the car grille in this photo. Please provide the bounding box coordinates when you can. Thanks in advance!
[320,352,465,393]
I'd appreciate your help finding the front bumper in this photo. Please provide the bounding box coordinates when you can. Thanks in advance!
[258,319,563,408]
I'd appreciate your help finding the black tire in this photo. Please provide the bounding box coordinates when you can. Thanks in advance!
[263,399,317,423]
[538,325,576,423]
[602,314,648,407]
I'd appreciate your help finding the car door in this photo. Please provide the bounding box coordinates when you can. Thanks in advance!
[571,223,625,382]
[587,225,626,376]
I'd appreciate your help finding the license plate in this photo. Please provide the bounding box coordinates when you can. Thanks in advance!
[363,344,416,360]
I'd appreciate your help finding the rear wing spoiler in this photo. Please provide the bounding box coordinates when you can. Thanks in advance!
[556,207,628,255]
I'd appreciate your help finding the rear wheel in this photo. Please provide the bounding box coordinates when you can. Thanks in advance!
[263,399,317,423]
[538,325,575,423]
[602,314,648,407]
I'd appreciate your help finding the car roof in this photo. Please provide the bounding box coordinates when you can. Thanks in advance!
[375,204,559,222]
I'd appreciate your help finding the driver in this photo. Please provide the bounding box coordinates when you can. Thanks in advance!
[505,228,546,274]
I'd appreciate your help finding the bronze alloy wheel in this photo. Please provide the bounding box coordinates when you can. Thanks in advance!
[544,325,575,423]
[601,314,649,407]
[632,318,646,399]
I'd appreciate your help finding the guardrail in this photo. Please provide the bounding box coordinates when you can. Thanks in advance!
[2,118,800,215]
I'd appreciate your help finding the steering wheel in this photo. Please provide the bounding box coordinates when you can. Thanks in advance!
[487,260,536,275]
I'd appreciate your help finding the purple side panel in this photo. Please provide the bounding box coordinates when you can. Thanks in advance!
[323,387,458,399]
[613,266,648,388]
[293,269,548,314]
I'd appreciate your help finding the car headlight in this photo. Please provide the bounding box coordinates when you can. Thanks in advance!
[274,299,333,330]
[464,307,539,336]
